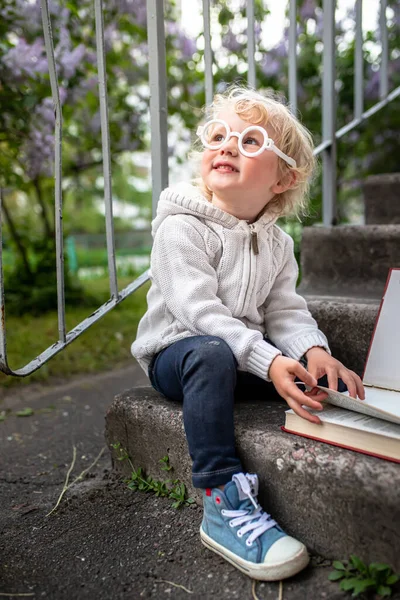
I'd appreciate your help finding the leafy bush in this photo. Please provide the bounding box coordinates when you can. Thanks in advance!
[4,239,88,315]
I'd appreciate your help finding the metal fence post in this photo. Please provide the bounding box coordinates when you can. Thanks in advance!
[322,0,337,226]
[147,0,169,218]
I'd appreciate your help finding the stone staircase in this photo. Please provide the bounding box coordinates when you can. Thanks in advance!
[105,173,400,573]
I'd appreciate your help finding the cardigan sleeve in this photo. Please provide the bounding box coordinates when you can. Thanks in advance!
[262,234,331,360]
[151,215,282,380]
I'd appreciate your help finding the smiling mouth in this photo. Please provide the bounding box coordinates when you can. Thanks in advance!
[213,164,238,173]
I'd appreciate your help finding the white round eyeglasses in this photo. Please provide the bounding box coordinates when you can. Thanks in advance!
[196,119,297,168]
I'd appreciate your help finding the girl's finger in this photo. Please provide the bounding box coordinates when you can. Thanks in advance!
[326,367,338,392]
[340,371,357,399]
[291,362,317,389]
[356,376,365,400]
[305,387,328,401]
[286,397,322,424]
[285,383,324,411]
[351,371,365,400]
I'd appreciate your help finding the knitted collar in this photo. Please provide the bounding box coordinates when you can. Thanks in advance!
[152,183,279,237]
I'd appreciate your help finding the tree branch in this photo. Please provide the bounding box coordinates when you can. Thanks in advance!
[0,188,32,277]
[33,178,53,238]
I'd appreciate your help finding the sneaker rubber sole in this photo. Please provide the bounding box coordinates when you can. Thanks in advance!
[200,526,310,581]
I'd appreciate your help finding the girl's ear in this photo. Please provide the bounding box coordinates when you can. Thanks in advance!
[271,170,297,195]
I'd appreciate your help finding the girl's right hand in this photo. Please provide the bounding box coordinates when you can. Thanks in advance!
[269,355,328,424]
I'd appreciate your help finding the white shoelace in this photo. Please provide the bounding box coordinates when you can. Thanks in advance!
[222,473,277,546]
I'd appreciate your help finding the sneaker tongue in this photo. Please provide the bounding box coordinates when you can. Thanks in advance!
[224,475,257,511]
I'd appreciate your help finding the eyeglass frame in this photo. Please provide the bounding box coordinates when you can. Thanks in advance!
[196,119,297,168]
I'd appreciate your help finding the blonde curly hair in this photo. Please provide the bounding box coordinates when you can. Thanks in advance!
[191,85,317,219]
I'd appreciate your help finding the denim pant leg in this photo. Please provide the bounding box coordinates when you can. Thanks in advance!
[148,335,243,489]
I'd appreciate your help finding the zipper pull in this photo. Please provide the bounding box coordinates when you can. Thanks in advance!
[249,225,259,255]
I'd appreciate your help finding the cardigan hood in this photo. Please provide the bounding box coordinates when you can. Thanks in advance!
[151,182,279,236]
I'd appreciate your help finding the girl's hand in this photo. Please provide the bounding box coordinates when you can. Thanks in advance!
[269,355,325,424]
[305,347,365,400]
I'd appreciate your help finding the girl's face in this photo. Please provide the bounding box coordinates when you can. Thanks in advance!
[200,108,288,221]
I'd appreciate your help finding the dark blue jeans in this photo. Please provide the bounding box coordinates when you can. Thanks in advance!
[148,335,345,489]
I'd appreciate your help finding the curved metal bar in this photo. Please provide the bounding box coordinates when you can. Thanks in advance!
[0,271,150,376]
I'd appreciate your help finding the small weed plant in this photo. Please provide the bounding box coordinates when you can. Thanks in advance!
[111,442,195,509]
[329,554,399,597]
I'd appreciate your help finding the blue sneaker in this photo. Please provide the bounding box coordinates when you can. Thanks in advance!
[200,473,309,580]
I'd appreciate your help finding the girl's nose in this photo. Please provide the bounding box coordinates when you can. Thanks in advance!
[220,136,239,156]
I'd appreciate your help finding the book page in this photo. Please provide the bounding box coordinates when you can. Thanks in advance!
[286,406,400,439]
[316,386,400,425]
[364,269,400,391]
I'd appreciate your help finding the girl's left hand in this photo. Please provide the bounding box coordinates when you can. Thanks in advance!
[305,347,365,400]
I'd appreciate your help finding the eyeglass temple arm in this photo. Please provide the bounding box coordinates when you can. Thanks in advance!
[270,144,297,168]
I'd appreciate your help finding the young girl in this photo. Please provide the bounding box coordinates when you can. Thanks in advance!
[131,86,364,581]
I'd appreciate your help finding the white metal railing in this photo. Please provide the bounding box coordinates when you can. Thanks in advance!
[0,0,398,376]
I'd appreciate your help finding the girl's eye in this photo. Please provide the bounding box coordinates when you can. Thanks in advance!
[213,134,225,142]
[243,137,259,145]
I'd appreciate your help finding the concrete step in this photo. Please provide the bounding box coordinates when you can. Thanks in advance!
[299,224,400,299]
[306,299,379,376]
[105,387,400,572]
[363,173,400,224]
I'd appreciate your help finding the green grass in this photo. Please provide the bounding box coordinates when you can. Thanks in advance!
[0,277,149,389]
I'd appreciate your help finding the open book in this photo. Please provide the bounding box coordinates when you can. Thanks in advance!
[282,268,400,463]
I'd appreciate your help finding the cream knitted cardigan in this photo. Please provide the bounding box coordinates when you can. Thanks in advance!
[131,183,330,380]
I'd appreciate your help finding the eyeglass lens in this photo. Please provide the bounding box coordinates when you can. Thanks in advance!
[202,122,265,154]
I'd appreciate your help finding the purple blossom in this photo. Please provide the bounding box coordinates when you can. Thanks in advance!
[3,38,48,79]
[167,23,196,59]
[222,31,243,53]
[365,69,380,100]
[23,123,54,179]
[300,0,317,21]
[260,55,280,78]
[180,35,197,59]
[110,0,147,26]
[59,44,86,79]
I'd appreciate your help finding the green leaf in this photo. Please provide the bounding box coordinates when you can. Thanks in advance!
[386,574,399,585]
[15,407,34,417]
[350,555,367,573]
[328,571,345,581]
[340,578,360,592]
[333,561,346,571]
[370,563,393,572]
[351,579,376,596]
[377,585,392,597]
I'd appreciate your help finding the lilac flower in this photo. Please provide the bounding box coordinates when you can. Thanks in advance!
[59,44,86,79]
[222,31,243,53]
[3,38,48,79]
[274,40,287,58]
[300,0,317,21]
[23,123,54,179]
[365,69,380,100]
[112,0,147,26]
[167,23,196,59]
[260,55,280,78]
[180,35,197,59]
